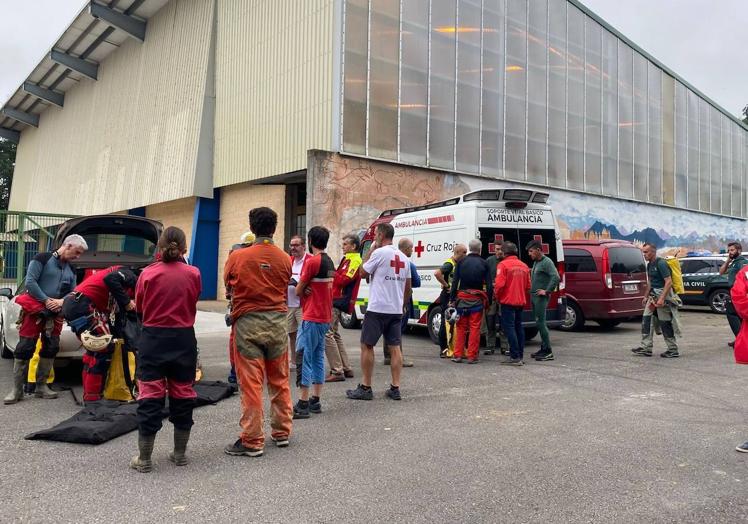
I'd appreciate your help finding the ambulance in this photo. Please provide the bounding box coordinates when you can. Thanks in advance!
[344,188,566,344]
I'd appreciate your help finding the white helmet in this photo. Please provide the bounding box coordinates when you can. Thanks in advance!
[239,231,255,245]
[444,307,459,324]
[80,331,113,352]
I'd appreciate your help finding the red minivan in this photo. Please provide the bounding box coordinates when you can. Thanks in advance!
[560,240,646,330]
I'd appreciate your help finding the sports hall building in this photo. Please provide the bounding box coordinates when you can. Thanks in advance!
[2,0,746,298]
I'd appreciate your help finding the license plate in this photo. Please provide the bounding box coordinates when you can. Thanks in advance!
[623,283,638,294]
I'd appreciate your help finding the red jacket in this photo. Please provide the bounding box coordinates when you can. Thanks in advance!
[494,255,531,307]
[136,261,202,328]
[730,266,748,364]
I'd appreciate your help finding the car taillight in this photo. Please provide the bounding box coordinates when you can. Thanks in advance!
[557,261,565,294]
[602,249,612,289]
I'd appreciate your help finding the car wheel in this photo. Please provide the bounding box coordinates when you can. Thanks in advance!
[708,289,730,314]
[596,319,621,330]
[560,300,585,331]
[427,307,441,345]
[523,327,539,341]
[339,310,360,329]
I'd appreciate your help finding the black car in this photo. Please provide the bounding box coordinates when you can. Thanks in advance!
[679,256,730,313]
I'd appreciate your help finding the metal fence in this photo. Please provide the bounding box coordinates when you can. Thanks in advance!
[0,212,78,292]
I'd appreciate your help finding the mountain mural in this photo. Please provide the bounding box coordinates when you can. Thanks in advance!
[584,221,665,247]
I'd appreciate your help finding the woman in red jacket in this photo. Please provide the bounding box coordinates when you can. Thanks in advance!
[130,227,202,473]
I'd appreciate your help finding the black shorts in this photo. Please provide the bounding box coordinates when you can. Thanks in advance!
[137,327,197,383]
[361,311,403,347]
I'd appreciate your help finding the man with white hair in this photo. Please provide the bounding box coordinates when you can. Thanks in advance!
[449,239,491,364]
[4,234,87,404]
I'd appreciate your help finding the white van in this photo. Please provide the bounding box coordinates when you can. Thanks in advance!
[344,188,566,343]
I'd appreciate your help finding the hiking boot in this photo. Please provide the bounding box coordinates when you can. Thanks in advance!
[500,358,524,366]
[383,358,391,366]
[736,441,748,453]
[293,401,311,419]
[346,384,373,400]
[344,370,354,378]
[34,358,58,399]
[451,357,463,363]
[484,348,495,355]
[271,435,290,448]
[309,397,322,414]
[130,433,156,473]
[325,373,345,383]
[385,386,401,401]
[224,438,263,457]
[466,358,479,364]
[660,349,680,358]
[4,359,29,405]
[168,428,190,466]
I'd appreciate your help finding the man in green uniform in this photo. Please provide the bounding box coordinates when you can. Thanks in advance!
[632,243,680,358]
[526,240,560,361]
[484,243,509,355]
[719,241,748,347]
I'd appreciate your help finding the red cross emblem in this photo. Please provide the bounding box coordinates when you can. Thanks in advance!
[533,235,550,254]
[488,234,504,252]
[414,240,425,258]
[390,254,406,274]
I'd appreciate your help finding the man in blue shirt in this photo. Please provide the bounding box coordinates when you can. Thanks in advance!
[4,235,87,404]
[384,238,420,367]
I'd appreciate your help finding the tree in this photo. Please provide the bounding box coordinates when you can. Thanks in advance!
[0,139,15,211]
[743,105,748,125]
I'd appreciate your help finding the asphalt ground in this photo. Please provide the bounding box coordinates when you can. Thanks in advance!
[0,307,747,523]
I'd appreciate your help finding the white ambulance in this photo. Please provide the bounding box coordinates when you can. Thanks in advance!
[344,188,566,343]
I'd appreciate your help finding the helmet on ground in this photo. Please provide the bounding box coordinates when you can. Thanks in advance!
[444,307,459,324]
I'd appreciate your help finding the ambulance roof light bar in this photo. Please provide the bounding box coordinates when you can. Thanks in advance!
[378,197,461,218]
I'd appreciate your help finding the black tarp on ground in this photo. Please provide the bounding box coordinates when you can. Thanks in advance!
[25,381,236,445]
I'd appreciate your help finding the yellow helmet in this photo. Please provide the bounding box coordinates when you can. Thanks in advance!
[240,231,255,245]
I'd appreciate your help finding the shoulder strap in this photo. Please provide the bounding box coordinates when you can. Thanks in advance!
[32,252,53,265]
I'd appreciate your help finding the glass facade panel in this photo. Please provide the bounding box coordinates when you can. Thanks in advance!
[342,0,369,154]
[722,116,732,216]
[455,0,482,173]
[527,0,548,184]
[566,5,584,190]
[584,18,602,193]
[632,52,648,201]
[617,42,634,198]
[368,1,400,159]
[674,81,687,208]
[429,0,457,169]
[661,73,675,206]
[733,124,742,217]
[699,99,710,211]
[481,0,505,176]
[399,0,429,165]
[647,62,662,203]
[601,29,617,196]
[687,89,700,209]
[504,0,528,180]
[710,107,721,213]
[547,0,566,188]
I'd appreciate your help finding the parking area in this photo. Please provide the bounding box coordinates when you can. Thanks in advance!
[0,309,747,522]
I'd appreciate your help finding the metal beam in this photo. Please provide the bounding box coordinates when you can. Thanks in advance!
[22,82,64,108]
[0,108,39,128]
[89,2,146,41]
[50,49,99,81]
[0,128,20,143]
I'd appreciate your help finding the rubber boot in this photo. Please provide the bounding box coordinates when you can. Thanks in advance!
[130,433,156,473]
[3,359,29,405]
[169,428,191,466]
[34,358,58,399]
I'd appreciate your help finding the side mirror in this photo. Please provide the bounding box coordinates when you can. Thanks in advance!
[0,288,13,299]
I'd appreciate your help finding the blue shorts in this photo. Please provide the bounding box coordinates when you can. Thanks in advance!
[296,320,329,387]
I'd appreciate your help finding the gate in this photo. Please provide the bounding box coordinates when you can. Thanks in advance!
[0,212,79,292]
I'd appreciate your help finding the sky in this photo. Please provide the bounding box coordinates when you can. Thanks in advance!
[0,0,745,118]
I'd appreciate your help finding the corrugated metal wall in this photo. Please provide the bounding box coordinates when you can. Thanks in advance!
[213,0,335,187]
[10,0,215,214]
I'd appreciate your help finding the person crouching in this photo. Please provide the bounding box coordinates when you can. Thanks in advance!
[130,227,202,473]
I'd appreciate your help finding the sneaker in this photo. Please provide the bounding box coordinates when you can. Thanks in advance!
[309,398,322,414]
[344,370,354,378]
[484,349,495,355]
[735,441,748,453]
[466,358,479,364]
[499,348,508,356]
[403,359,414,367]
[534,351,554,362]
[224,439,263,457]
[530,349,542,359]
[383,358,391,366]
[293,401,311,419]
[660,350,680,358]
[325,373,345,383]
[346,384,373,400]
[631,347,647,354]
[386,387,401,401]
[632,347,652,357]
[271,435,290,448]
[500,358,524,366]
[451,357,463,363]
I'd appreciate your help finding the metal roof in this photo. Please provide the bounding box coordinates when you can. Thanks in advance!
[0,0,169,142]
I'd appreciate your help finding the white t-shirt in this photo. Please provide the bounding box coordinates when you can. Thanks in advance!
[363,244,411,314]
[288,255,306,308]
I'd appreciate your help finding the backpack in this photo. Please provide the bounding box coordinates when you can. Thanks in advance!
[662,257,684,295]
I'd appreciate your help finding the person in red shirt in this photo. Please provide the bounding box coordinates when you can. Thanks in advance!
[292,226,335,419]
[223,207,293,458]
[130,227,202,473]
[61,265,139,402]
[493,241,531,366]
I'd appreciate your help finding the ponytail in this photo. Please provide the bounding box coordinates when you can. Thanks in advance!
[158,226,187,263]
